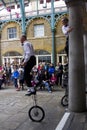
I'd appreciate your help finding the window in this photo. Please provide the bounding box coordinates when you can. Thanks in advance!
[40,0,43,4]
[34,24,44,37]
[17,4,20,8]
[11,5,15,9]
[7,5,15,9]
[55,0,60,1]
[40,0,60,4]
[7,27,17,39]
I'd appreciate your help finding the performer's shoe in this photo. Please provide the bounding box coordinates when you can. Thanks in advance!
[25,90,36,96]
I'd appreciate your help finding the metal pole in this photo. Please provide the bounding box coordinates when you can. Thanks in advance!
[36,0,39,15]
[51,0,56,66]
[19,0,26,35]
[10,0,12,19]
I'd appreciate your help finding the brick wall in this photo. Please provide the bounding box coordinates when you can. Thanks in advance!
[1,16,66,58]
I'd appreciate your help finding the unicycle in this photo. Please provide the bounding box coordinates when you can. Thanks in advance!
[61,94,68,106]
[61,63,68,107]
[28,88,45,122]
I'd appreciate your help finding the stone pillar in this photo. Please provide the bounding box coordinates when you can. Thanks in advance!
[83,1,87,93]
[83,33,87,91]
[65,0,86,112]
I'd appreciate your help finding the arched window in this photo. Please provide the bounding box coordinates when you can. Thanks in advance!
[35,50,51,63]
[4,51,22,56]
[35,50,50,55]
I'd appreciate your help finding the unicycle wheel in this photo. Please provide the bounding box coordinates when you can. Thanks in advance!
[61,95,68,106]
[28,105,45,122]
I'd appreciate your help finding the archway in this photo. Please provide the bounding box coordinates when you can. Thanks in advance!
[35,50,51,66]
[2,51,23,65]
[57,50,67,65]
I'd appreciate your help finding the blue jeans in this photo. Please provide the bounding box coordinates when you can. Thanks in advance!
[13,78,18,88]
[43,81,51,92]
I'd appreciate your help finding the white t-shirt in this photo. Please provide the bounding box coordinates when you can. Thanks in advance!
[23,40,35,63]
[62,25,69,38]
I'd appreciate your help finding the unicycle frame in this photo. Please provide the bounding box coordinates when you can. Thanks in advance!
[61,85,68,107]
[28,88,45,122]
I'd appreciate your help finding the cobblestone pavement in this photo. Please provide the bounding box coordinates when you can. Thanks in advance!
[0,86,65,130]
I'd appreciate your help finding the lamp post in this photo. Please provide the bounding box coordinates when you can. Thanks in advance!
[51,0,56,66]
[19,0,26,35]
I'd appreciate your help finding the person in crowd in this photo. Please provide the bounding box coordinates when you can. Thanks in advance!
[12,65,19,90]
[31,71,39,87]
[18,69,24,91]
[32,65,38,73]
[2,71,7,87]
[0,65,3,71]
[50,73,57,86]
[48,63,55,78]
[38,63,44,75]
[57,62,63,86]
[5,65,12,86]
[41,70,52,93]
[20,35,36,96]
[44,62,49,71]
[0,68,4,89]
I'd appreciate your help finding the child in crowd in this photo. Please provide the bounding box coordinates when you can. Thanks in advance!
[31,71,39,87]
[12,65,19,90]
[18,69,24,90]
[42,70,52,93]
[50,73,57,86]
[0,69,4,89]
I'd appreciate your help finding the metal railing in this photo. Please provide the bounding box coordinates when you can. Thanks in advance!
[0,6,67,21]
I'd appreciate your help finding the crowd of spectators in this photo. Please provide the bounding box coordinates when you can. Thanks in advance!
[0,62,64,92]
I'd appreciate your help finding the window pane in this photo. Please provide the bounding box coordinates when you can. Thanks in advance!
[34,24,44,37]
[40,0,43,4]
[7,27,17,39]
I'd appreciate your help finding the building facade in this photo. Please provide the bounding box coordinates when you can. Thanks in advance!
[0,0,67,66]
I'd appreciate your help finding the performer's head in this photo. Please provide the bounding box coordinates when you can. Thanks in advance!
[62,17,68,26]
[20,35,27,45]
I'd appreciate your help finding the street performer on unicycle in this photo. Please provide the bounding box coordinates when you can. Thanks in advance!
[20,35,36,96]
[20,35,45,122]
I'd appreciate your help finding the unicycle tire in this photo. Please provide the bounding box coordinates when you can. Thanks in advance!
[61,95,68,107]
[28,105,45,122]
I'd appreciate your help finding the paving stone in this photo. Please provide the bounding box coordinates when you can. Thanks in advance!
[0,86,65,130]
